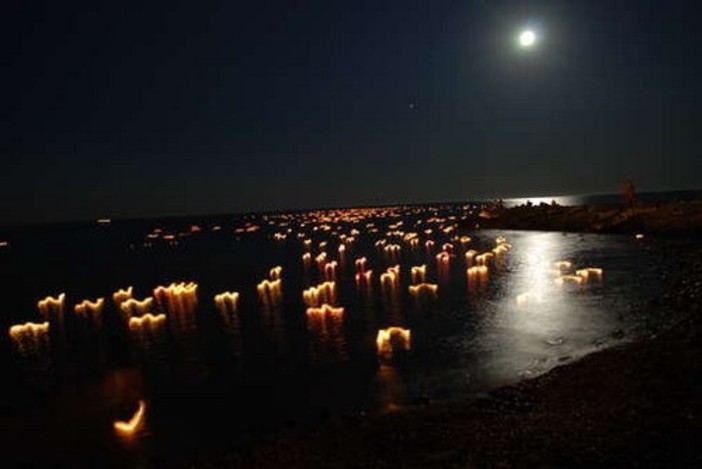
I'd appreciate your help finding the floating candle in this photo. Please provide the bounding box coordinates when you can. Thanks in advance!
[376,327,411,355]
[113,400,146,438]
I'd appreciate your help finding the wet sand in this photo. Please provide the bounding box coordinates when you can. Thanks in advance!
[208,217,702,467]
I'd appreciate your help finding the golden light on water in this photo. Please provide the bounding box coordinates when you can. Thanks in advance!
[376,327,411,356]
[355,257,368,273]
[269,265,283,280]
[9,321,50,358]
[408,282,438,301]
[465,249,478,266]
[113,400,146,438]
[380,265,401,290]
[410,265,427,284]
[113,287,133,306]
[119,297,154,318]
[257,278,282,306]
[303,281,337,307]
[355,269,373,287]
[74,298,105,326]
[305,303,344,320]
[575,267,604,282]
[214,291,240,316]
[128,313,166,330]
[37,293,65,321]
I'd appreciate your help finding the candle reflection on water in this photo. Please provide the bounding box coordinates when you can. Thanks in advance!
[306,304,347,362]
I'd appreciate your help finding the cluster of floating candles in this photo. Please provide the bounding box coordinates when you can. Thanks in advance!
[10,203,522,401]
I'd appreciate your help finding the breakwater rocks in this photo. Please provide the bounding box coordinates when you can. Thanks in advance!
[471,200,702,234]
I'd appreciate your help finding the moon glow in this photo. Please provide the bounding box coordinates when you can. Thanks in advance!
[519,30,536,47]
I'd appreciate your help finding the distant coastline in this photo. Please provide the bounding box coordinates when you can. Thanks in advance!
[499,189,702,208]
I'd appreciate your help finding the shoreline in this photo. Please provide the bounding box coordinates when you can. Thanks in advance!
[473,200,702,234]
[226,319,701,467]
[213,230,702,467]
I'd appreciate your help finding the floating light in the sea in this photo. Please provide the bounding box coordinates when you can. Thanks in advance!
[459,236,472,247]
[128,313,166,331]
[74,298,105,326]
[355,269,373,287]
[303,281,337,307]
[554,261,572,271]
[37,293,65,320]
[113,400,146,438]
[635,233,645,240]
[305,303,344,319]
[323,260,338,281]
[410,265,427,284]
[441,243,454,253]
[380,265,401,289]
[214,291,239,315]
[315,252,327,271]
[408,282,438,298]
[257,278,282,305]
[376,327,411,355]
[425,240,435,252]
[269,266,283,280]
[153,282,199,318]
[8,321,50,357]
[355,257,367,273]
[113,287,133,307]
[465,250,478,266]
[467,265,489,290]
[575,267,603,282]
[120,297,154,318]
[475,252,494,266]
[436,251,450,266]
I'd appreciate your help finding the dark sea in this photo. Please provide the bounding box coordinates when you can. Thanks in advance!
[0,192,699,465]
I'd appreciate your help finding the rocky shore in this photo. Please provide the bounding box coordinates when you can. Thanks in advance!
[474,200,702,234]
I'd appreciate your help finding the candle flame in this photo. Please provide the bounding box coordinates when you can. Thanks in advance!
[113,400,146,437]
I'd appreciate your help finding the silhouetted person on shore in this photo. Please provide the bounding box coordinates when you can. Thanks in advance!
[623,179,635,207]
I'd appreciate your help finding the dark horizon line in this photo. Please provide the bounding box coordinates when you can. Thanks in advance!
[2,187,701,231]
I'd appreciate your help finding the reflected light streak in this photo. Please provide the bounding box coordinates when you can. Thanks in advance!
[113,400,146,438]
[410,265,427,284]
[376,327,411,355]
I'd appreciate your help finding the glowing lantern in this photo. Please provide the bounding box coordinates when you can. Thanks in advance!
[376,327,411,355]
[113,400,146,438]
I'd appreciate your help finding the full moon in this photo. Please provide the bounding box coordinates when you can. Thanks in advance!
[519,30,536,47]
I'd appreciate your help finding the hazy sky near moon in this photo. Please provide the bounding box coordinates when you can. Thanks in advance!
[2,0,700,224]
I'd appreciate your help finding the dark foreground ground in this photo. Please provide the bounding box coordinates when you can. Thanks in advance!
[205,233,702,467]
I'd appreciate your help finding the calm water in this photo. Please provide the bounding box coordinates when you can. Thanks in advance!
[0,204,690,465]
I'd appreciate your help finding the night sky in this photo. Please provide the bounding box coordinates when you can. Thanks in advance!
[3,0,700,224]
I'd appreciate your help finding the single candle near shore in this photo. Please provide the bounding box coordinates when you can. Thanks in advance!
[113,400,147,438]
